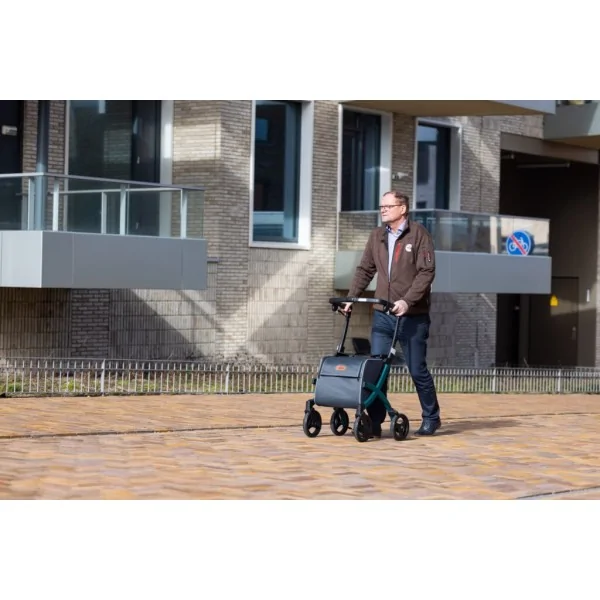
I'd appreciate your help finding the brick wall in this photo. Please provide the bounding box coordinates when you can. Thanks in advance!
[0,288,70,359]
[306,101,341,361]
[338,213,379,251]
[215,101,252,359]
[247,248,310,362]
[70,290,110,358]
[108,268,217,360]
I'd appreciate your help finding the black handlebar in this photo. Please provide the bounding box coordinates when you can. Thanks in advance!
[329,296,395,315]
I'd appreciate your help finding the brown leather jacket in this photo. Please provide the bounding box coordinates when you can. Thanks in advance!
[348,218,436,315]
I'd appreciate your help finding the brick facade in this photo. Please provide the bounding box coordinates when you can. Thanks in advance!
[1,101,552,367]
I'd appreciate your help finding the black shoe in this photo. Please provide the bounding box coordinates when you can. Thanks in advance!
[414,419,441,436]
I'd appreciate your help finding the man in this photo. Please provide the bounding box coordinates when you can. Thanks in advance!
[342,191,441,437]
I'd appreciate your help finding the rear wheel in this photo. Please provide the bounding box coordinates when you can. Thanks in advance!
[353,413,372,443]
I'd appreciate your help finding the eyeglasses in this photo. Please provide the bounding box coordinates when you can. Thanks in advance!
[379,204,402,211]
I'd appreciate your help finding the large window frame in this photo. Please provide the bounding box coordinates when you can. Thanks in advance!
[338,104,393,213]
[249,100,314,250]
[64,100,174,236]
[413,118,462,212]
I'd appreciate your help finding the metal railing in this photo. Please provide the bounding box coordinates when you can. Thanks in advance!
[1,358,600,397]
[337,207,550,255]
[0,172,205,238]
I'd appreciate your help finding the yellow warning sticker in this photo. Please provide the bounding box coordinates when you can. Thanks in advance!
[550,295,559,307]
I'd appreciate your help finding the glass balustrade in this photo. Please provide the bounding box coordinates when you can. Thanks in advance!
[0,172,205,239]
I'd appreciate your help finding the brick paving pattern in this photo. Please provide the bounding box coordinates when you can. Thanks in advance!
[0,393,598,500]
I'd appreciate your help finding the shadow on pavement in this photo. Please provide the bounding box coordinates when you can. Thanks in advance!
[435,418,519,436]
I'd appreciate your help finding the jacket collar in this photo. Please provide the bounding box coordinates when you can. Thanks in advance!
[379,218,411,242]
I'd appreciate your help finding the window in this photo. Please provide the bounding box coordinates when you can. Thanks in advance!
[415,122,460,210]
[67,100,162,235]
[341,109,382,211]
[251,100,312,246]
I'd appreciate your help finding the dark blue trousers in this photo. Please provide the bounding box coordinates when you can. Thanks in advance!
[368,310,440,425]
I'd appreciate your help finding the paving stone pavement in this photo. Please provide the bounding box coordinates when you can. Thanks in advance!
[0,393,599,500]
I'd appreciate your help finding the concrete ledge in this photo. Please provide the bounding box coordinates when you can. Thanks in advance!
[335,250,552,294]
[0,231,209,290]
[342,100,556,117]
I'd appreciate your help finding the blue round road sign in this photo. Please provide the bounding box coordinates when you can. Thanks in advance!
[506,230,533,256]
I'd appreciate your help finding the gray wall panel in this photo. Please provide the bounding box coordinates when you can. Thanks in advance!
[335,250,552,294]
[41,231,74,287]
[0,232,209,290]
[0,232,43,287]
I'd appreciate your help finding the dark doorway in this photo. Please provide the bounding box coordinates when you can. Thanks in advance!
[0,100,23,230]
[498,148,598,366]
[496,294,521,366]
[528,277,579,367]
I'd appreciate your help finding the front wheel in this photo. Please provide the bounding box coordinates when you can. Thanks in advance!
[303,410,322,438]
[391,413,410,441]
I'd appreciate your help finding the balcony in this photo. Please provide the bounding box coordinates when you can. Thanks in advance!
[335,209,551,294]
[544,101,600,149]
[0,172,208,290]
[341,100,556,117]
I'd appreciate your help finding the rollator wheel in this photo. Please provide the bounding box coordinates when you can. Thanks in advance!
[330,409,349,436]
[303,409,322,438]
[352,413,372,443]
[391,413,410,441]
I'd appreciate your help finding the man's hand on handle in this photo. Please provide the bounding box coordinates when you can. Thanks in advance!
[340,302,353,315]
[392,299,409,316]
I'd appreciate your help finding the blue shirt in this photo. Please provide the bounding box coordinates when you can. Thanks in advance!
[387,221,407,280]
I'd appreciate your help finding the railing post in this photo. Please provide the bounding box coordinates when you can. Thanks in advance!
[557,368,562,394]
[224,363,230,394]
[100,359,106,395]
[180,189,188,238]
[119,185,127,235]
[492,367,497,394]
[27,177,36,230]
[52,180,60,231]
[100,192,108,234]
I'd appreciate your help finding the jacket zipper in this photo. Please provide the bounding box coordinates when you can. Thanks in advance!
[388,232,406,308]
[388,236,398,308]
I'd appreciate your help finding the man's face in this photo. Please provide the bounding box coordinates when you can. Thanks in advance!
[380,194,406,223]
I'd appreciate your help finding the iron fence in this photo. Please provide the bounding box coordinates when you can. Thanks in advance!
[1,358,600,397]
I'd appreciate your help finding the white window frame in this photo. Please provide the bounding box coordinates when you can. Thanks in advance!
[63,100,174,235]
[412,117,462,212]
[337,103,393,215]
[249,100,314,250]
